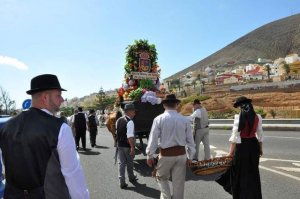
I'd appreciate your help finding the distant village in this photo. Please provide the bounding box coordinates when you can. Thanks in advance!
[164,53,300,94]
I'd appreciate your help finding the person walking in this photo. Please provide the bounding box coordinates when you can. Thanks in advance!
[187,99,210,160]
[72,107,88,151]
[217,96,264,199]
[115,103,138,189]
[59,111,68,124]
[0,74,90,199]
[146,94,195,199]
[87,109,99,147]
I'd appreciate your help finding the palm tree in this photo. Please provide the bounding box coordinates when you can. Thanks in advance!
[283,63,290,80]
[264,64,271,80]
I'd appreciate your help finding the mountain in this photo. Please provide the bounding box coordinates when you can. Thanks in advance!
[165,13,300,80]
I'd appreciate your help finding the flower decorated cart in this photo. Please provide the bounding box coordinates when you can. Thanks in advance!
[118,39,166,148]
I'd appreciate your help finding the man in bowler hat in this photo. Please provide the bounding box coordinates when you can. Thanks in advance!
[0,74,90,199]
[115,103,138,189]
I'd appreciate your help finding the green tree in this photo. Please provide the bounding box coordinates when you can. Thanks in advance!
[95,87,106,111]
[269,109,276,119]
[283,63,290,78]
[192,80,197,89]
[264,64,271,80]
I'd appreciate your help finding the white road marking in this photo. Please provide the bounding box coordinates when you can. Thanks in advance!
[260,158,300,163]
[259,165,300,181]
[264,136,300,140]
[293,163,300,167]
[208,148,300,182]
[210,133,300,139]
[274,166,300,172]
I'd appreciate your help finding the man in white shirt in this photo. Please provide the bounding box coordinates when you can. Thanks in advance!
[146,94,195,199]
[0,74,90,199]
[187,99,210,160]
[115,103,138,189]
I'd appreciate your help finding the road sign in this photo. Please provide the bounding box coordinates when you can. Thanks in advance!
[22,99,31,109]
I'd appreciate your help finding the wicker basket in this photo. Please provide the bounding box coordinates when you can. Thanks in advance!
[190,156,233,176]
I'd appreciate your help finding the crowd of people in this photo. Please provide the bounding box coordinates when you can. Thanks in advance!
[0,74,264,199]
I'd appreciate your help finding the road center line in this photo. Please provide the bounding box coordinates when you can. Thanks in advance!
[259,165,300,181]
[210,133,300,140]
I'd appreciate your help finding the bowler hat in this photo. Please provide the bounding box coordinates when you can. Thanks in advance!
[124,103,135,111]
[233,96,252,108]
[193,99,201,105]
[161,94,181,104]
[26,74,66,95]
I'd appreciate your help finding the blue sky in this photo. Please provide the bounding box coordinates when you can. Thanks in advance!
[1,0,300,108]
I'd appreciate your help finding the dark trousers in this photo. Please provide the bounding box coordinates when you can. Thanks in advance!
[75,129,86,149]
[89,128,97,147]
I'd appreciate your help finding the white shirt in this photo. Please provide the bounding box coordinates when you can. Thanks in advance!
[115,116,135,138]
[126,117,135,138]
[71,112,88,123]
[229,114,264,143]
[146,110,196,160]
[187,108,202,122]
[43,109,90,199]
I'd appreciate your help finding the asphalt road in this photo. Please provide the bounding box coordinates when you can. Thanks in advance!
[79,128,300,199]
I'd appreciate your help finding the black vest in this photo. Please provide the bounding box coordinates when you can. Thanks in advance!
[88,115,97,129]
[116,116,131,148]
[74,112,86,131]
[0,108,71,199]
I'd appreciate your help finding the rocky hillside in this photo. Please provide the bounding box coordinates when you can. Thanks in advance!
[180,91,300,119]
[166,13,300,80]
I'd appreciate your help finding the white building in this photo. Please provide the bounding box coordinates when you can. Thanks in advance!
[285,53,300,64]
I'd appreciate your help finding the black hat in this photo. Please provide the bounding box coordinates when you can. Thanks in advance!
[124,103,135,111]
[193,99,201,105]
[89,109,95,114]
[26,74,66,95]
[233,96,252,108]
[161,94,181,104]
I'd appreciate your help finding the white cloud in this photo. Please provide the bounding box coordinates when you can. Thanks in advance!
[0,55,28,70]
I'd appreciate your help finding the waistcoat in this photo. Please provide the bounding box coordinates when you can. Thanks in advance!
[88,115,97,129]
[74,112,86,131]
[116,116,131,148]
[193,107,209,129]
[0,108,71,199]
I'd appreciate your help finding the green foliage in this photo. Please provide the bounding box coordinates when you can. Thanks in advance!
[269,109,276,119]
[255,108,267,118]
[208,110,239,119]
[60,107,74,117]
[180,95,211,105]
[129,88,143,101]
[124,39,158,75]
[94,87,116,110]
[139,79,155,90]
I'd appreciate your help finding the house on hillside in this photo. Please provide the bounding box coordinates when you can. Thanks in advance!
[285,54,300,75]
[215,73,243,85]
[285,53,300,64]
[243,65,265,81]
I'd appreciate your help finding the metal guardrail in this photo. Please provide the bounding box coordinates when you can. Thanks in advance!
[209,119,300,131]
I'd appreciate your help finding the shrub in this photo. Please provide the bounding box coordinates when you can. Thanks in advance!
[255,108,267,118]
[180,95,211,105]
[269,109,276,119]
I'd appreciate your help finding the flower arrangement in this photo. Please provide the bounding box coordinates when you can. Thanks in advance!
[118,39,164,102]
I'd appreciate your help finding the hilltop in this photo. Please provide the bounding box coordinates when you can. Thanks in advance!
[166,13,300,81]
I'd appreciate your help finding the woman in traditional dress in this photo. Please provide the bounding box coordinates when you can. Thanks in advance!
[217,96,264,199]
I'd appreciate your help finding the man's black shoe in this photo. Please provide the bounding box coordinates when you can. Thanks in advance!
[120,183,128,189]
[129,176,138,183]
